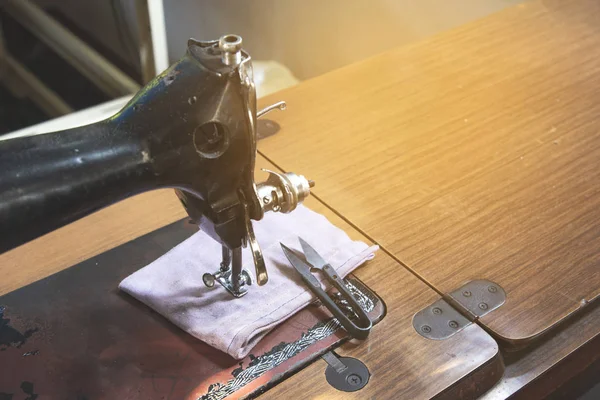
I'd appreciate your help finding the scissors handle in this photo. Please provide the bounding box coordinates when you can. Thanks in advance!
[321,264,373,339]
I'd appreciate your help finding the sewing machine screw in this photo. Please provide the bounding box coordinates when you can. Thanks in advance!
[448,320,459,329]
[193,122,227,158]
[203,273,216,288]
[240,270,252,286]
[432,307,442,315]
[262,196,271,204]
[347,374,362,386]
[488,285,498,293]
[421,325,432,333]
[479,302,489,310]
[463,290,472,297]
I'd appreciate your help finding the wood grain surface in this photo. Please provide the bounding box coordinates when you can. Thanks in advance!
[481,301,600,399]
[263,194,503,400]
[257,0,600,344]
[0,189,186,295]
[0,157,502,399]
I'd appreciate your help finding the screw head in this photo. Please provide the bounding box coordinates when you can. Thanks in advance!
[202,273,215,288]
[241,270,253,286]
[448,320,459,329]
[488,285,498,293]
[262,196,271,204]
[193,122,227,157]
[432,307,443,315]
[479,302,489,310]
[421,325,432,334]
[346,374,362,386]
[463,290,472,297]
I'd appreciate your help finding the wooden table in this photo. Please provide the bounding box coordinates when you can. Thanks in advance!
[0,162,502,400]
[258,0,600,345]
[256,0,600,396]
[2,0,600,398]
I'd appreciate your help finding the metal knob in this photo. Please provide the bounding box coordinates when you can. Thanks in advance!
[203,272,216,288]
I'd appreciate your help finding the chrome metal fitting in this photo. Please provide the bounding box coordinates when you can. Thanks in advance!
[257,170,313,214]
[219,34,243,66]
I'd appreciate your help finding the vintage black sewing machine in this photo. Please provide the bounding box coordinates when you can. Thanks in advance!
[0,35,386,399]
[0,34,313,297]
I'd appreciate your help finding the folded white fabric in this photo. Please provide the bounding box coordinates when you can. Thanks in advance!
[119,205,378,360]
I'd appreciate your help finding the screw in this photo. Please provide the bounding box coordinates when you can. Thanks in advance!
[262,196,271,204]
[463,290,472,297]
[488,285,498,293]
[421,325,432,333]
[202,273,215,288]
[346,374,362,386]
[432,307,443,315]
[479,302,489,310]
[448,320,459,329]
[205,126,223,144]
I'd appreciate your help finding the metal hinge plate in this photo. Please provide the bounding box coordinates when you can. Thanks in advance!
[412,298,471,340]
[413,280,506,340]
[448,280,506,318]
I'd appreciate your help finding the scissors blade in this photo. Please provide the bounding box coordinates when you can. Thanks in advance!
[280,243,321,287]
[298,237,328,270]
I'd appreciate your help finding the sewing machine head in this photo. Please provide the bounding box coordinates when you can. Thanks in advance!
[0,34,312,298]
[157,34,314,297]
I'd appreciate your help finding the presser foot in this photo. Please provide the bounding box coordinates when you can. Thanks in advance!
[203,269,252,298]
[202,246,252,297]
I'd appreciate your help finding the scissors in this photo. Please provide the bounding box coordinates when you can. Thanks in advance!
[280,237,372,340]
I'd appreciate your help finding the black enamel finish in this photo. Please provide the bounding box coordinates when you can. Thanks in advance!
[0,39,257,253]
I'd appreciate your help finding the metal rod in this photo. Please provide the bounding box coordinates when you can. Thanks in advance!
[220,246,232,272]
[3,0,140,97]
[257,101,287,118]
[3,55,73,117]
[231,247,243,293]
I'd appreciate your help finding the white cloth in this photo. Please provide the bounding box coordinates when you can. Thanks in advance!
[119,205,378,359]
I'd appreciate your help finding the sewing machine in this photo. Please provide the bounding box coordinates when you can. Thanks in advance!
[0,34,312,298]
[0,35,389,398]
[2,4,600,396]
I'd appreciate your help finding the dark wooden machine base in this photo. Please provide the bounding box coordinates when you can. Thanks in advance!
[0,220,385,399]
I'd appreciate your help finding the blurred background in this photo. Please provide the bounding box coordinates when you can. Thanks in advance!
[0,0,522,137]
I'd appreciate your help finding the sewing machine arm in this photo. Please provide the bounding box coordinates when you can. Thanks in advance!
[0,35,312,297]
